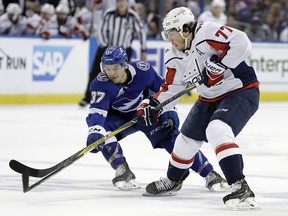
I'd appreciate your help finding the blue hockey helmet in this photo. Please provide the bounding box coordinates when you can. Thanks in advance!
[101,46,128,65]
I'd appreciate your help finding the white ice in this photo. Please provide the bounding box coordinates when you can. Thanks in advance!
[1,102,288,216]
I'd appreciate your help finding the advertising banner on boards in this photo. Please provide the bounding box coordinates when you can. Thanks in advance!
[0,37,89,95]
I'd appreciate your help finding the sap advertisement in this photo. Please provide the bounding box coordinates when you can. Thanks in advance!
[0,37,89,94]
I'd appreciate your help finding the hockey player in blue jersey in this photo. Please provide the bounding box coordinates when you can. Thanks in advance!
[85,45,228,191]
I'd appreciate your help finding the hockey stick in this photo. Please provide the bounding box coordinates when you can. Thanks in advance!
[9,83,198,193]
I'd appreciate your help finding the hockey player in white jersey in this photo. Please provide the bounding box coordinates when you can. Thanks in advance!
[25,3,58,39]
[86,46,228,191]
[55,3,89,40]
[0,3,27,35]
[74,4,92,35]
[137,7,260,210]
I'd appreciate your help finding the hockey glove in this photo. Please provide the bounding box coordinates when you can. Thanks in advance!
[59,25,72,38]
[159,108,180,133]
[202,55,227,87]
[86,125,106,153]
[137,97,162,126]
[40,30,51,40]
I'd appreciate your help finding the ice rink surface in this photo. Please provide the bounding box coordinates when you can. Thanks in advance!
[1,102,288,216]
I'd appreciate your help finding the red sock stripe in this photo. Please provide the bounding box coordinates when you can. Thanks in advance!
[216,143,239,155]
[171,152,194,164]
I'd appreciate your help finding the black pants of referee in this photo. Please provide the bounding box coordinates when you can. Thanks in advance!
[81,46,133,104]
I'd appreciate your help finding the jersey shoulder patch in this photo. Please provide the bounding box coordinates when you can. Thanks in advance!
[96,72,109,82]
[136,61,150,71]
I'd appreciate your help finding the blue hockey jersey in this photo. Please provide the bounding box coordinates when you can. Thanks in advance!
[86,61,165,127]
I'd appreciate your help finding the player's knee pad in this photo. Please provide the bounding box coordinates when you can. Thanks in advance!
[206,120,235,150]
[170,133,203,169]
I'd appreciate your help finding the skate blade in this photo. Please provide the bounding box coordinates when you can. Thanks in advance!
[142,191,178,197]
[209,182,231,192]
[225,197,260,210]
[114,179,140,191]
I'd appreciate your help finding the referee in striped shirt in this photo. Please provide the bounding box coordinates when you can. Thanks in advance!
[79,0,147,106]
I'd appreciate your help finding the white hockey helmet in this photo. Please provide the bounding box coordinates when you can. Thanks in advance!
[41,3,55,15]
[6,3,22,22]
[162,7,195,35]
[211,0,226,8]
[6,3,22,15]
[56,3,70,15]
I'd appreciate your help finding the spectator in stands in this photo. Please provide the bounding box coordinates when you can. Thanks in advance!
[0,3,27,35]
[279,26,288,42]
[186,0,201,18]
[237,0,261,23]
[147,15,160,38]
[245,15,271,42]
[261,13,279,41]
[198,0,227,25]
[279,9,288,42]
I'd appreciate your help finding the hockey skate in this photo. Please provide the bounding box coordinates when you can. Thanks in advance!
[143,177,183,196]
[78,99,89,107]
[205,171,230,192]
[223,179,260,210]
[112,161,140,190]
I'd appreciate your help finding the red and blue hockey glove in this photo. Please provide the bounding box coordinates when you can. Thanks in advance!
[137,97,162,126]
[86,125,106,153]
[203,55,227,87]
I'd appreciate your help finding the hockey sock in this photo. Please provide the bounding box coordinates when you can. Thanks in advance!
[191,150,213,177]
[101,142,126,169]
[167,162,189,182]
[219,154,245,185]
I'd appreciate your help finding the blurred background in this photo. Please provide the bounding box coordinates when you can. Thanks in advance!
[1,0,288,104]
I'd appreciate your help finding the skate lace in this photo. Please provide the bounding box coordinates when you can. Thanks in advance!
[155,178,175,191]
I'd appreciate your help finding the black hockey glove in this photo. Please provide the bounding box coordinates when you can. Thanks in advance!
[137,97,162,126]
[202,55,227,87]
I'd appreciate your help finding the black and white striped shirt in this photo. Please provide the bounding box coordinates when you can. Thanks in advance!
[98,7,147,51]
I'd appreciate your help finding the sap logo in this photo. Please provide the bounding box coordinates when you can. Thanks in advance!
[32,46,72,81]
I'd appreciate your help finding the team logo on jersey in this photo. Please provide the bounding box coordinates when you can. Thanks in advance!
[136,61,150,71]
[97,72,109,82]
[32,46,72,81]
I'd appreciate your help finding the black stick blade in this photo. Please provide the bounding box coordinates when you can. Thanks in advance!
[9,160,27,174]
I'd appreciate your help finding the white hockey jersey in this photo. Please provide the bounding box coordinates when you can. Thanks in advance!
[0,13,27,35]
[154,21,259,111]
[25,13,58,37]
[58,15,89,39]
[75,7,92,33]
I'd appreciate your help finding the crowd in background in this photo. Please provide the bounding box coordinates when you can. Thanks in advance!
[0,0,288,42]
